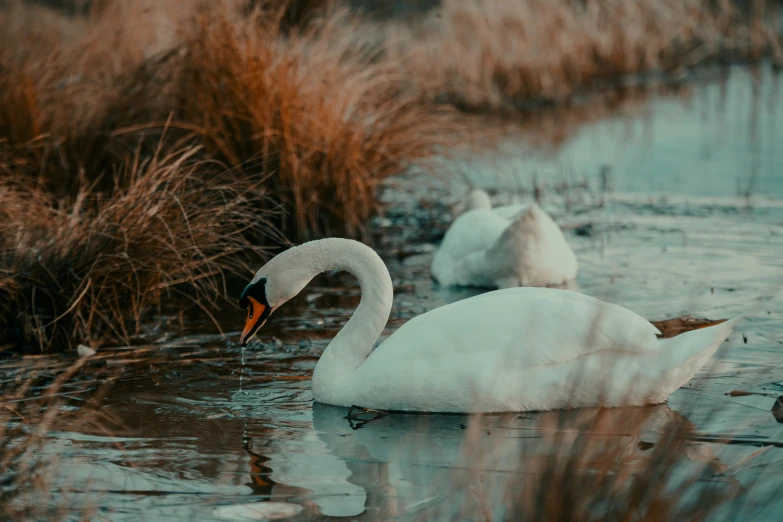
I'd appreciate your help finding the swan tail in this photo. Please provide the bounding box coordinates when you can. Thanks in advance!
[657,314,744,389]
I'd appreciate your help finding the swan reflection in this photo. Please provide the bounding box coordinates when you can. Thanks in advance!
[254,402,735,519]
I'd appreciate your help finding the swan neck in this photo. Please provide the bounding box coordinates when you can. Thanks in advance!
[305,239,393,395]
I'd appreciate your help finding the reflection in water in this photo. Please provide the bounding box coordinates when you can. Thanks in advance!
[300,403,737,520]
[244,437,277,495]
[444,65,783,199]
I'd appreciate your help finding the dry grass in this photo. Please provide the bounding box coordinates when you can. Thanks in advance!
[0,1,183,193]
[0,1,455,239]
[0,0,457,351]
[0,140,278,352]
[170,4,454,239]
[2,0,780,351]
[246,0,337,30]
[393,0,783,112]
[423,406,745,521]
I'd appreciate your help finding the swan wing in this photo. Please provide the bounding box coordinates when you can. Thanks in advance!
[482,204,579,286]
[431,209,507,284]
[372,287,661,368]
[435,210,507,259]
[348,287,664,411]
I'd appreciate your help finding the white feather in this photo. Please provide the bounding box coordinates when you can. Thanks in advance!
[432,189,578,288]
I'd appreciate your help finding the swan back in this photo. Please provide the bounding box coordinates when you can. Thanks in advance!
[339,288,738,412]
[484,203,578,287]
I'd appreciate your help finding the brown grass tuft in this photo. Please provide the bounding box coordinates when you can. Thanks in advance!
[245,0,337,30]
[0,141,279,352]
[0,1,455,240]
[171,4,455,239]
[0,1,181,192]
[433,406,740,521]
[0,1,459,351]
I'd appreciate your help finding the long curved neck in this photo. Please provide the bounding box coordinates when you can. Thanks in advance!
[295,239,392,399]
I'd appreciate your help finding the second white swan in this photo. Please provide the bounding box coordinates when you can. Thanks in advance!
[431,189,578,289]
[239,238,740,413]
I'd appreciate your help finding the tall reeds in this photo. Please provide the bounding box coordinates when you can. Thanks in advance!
[0,140,278,351]
[172,4,454,238]
[0,0,454,352]
[394,0,783,112]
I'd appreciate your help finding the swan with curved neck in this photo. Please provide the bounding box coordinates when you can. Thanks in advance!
[432,189,578,289]
[240,238,741,413]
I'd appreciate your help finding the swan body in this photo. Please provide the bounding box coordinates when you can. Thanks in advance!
[239,238,741,414]
[432,189,578,289]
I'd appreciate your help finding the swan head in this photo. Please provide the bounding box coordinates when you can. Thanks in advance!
[238,277,272,346]
[238,250,313,346]
[466,189,492,211]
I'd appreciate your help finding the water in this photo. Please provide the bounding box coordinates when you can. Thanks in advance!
[443,64,783,199]
[4,66,783,520]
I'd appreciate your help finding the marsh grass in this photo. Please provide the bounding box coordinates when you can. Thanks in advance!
[0,1,182,194]
[171,3,455,239]
[432,406,738,521]
[0,0,458,351]
[0,0,457,241]
[0,140,279,352]
[394,0,783,112]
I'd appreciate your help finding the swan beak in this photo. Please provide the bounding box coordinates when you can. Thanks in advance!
[240,296,267,347]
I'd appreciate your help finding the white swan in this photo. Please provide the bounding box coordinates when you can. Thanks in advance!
[239,238,741,413]
[431,188,578,288]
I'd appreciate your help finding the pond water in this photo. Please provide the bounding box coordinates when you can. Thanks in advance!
[4,65,783,521]
[441,64,783,199]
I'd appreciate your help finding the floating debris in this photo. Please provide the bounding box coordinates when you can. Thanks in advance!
[574,223,595,237]
[76,345,96,358]
[772,397,783,424]
[725,390,778,398]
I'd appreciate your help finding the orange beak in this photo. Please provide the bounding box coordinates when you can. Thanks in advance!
[240,296,266,346]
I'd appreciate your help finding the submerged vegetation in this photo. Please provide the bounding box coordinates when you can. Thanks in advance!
[0,0,780,354]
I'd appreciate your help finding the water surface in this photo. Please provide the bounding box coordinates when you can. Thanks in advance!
[4,66,783,521]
